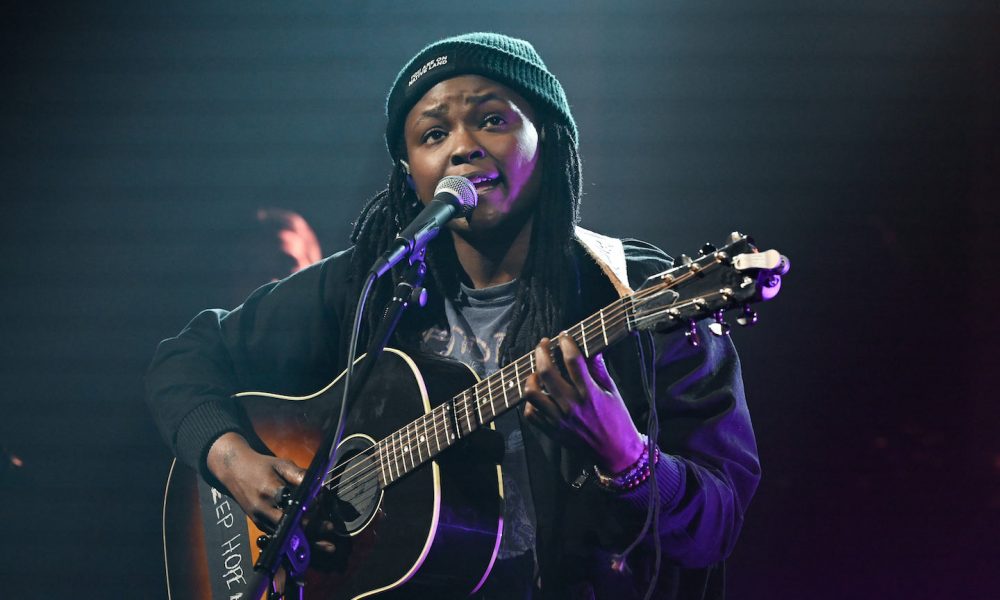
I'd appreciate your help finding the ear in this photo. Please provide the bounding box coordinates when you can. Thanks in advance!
[398,159,418,190]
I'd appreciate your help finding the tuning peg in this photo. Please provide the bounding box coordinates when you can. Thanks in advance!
[257,534,271,550]
[709,310,731,337]
[736,305,758,327]
[685,320,700,347]
[699,243,717,256]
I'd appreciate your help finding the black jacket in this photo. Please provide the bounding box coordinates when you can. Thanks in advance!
[146,234,760,599]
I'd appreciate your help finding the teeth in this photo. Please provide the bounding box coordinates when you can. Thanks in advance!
[469,175,497,185]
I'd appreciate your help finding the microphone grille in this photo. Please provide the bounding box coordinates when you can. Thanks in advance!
[435,176,478,216]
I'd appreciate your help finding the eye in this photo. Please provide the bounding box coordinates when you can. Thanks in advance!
[420,128,446,144]
[482,114,507,128]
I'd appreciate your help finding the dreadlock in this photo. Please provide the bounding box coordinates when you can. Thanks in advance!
[348,120,582,366]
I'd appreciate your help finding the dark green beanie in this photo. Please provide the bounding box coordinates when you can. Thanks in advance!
[384,32,577,160]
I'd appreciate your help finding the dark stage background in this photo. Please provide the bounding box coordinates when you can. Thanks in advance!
[1,1,998,598]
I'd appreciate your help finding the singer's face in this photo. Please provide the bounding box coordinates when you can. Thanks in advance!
[402,75,542,236]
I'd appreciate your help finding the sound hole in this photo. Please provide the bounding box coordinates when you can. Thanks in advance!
[327,435,383,536]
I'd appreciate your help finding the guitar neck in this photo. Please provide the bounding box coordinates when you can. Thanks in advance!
[374,295,637,487]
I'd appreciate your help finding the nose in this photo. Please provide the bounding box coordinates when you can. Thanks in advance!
[449,128,485,165]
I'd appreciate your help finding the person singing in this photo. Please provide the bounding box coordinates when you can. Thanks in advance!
[147,32,760,599]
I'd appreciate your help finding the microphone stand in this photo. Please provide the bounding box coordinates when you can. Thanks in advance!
[245,251,429,599]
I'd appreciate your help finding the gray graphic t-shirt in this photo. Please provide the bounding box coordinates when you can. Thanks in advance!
[419,279,537,560]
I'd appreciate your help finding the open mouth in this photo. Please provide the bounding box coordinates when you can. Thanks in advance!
[468,174,501,190]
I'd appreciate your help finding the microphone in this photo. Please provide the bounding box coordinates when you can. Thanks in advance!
[369,176,477,277]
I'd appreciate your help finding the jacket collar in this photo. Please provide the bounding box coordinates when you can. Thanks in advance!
[573,226,632,298]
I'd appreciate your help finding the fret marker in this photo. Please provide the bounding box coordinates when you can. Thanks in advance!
[404,446,410,453]
[419,435,425,442]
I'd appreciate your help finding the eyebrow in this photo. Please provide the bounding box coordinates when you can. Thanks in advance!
[414,93,507,125]
[466,92,502,106]
[415,105,449,125]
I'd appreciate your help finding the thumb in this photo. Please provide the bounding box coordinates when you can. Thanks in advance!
[588,352,619,395]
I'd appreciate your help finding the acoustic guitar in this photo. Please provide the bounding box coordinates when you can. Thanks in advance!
[161,232,788,599]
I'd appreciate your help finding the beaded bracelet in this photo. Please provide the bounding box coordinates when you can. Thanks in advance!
[593,435,660,492]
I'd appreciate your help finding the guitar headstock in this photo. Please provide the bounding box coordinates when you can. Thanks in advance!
[631,232,790,345]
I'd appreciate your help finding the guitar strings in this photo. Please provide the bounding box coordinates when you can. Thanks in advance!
[325,307,628,496]
[328,282,727,499]
[330,296,721,500]
[327,277,725,499]
[329,296,718,500]
[323,262,728,498]
[325,282,667,494]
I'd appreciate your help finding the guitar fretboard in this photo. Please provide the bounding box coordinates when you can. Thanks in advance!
[372,295,638,487]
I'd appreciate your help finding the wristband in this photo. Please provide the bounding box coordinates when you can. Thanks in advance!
[593,435,660,492]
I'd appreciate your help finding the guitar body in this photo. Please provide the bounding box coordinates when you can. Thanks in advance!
[162,348,504,599]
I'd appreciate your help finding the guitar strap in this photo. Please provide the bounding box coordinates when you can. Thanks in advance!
[195,476,255,599]
[573,226,633,298]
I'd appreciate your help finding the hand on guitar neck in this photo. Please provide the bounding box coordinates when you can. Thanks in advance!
[523,333,647,474]
[206,431,338,554]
